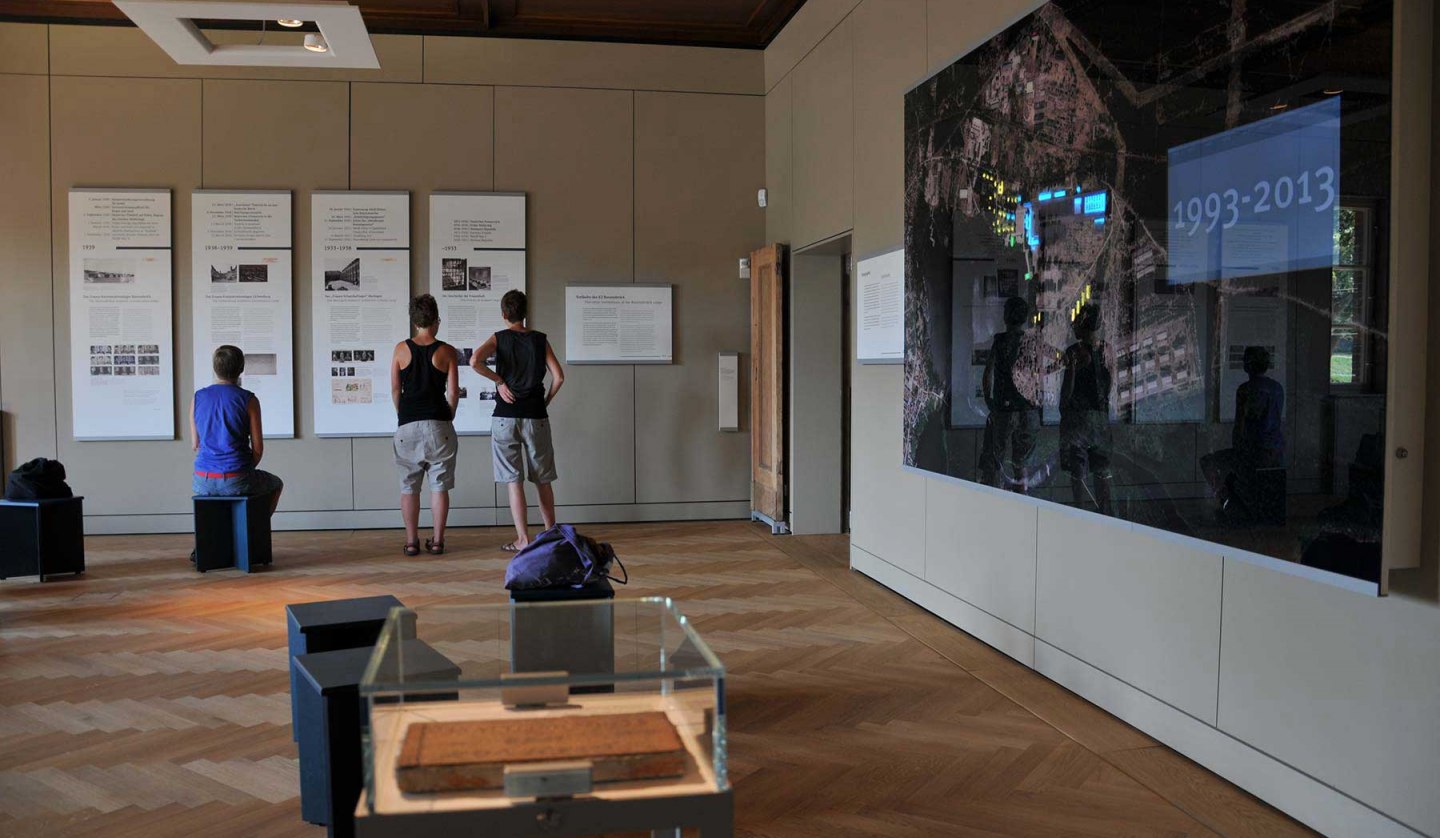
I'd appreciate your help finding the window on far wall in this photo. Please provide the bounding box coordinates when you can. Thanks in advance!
[1331,204,1373,388]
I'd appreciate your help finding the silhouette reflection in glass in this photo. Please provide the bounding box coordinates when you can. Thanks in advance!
[1059,303,1113,515]
[979,297,1038,492]
[1200,346,1286,524]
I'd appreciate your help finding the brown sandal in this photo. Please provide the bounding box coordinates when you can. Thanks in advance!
[501,542,522,553]
[424,538,445,556]
[403,541,420,557]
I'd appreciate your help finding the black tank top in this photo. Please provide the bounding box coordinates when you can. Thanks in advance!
[493,330,548,420]
[397,339,452,426]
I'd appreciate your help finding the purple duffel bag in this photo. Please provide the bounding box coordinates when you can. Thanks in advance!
[503,524,628,591]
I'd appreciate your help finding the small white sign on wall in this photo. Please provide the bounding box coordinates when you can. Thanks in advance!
[719,351,740,431]
[564,284,673,364]
[856,247,904,364]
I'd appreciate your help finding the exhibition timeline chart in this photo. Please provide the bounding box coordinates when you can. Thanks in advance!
[565,284,674,364]
[429,192,527,434]
[311,192,411,437]
[856,248,904,364]
[192,191,295,437]
[68,188,175,441]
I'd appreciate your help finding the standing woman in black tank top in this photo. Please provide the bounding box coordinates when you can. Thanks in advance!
[472,290,566,552]
[390,294,460,556]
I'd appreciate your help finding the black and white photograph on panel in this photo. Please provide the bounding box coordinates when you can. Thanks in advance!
[324,256,360,291]
[84,258,136,284]
[441,258,468,291]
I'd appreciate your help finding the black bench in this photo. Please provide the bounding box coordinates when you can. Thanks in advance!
[193,494,272,572]
[0,497,85,582]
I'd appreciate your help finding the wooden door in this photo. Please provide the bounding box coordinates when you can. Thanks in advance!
[751,244,787,526]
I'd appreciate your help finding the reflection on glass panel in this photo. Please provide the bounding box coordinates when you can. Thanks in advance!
[904,0,1390,587]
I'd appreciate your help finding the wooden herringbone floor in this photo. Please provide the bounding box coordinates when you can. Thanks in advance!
[0,521,1315,837]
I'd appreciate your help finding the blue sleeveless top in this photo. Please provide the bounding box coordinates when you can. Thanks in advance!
[194,383,255,473]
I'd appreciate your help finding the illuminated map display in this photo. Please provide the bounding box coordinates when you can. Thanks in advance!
[904,0,1392,583]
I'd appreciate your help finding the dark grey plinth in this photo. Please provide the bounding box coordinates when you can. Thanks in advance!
[0,497,85,582]
[295,640,459,838]
[287,595,404,741]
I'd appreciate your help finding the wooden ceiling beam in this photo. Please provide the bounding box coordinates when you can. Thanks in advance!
[0,0,809,49]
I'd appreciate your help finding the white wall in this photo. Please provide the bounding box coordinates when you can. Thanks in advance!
[765,1,1440,835]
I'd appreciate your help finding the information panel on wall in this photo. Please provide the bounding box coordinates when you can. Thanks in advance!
[564,284,673,364]
[68,188,175,441]
[192,190,295,438]
[856,248,903,364]
[429,192,526,434]
[311,191,410,437]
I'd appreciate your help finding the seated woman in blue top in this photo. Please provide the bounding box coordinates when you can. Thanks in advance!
[190,345,284,516]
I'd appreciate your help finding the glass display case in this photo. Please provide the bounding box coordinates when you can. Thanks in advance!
[356,597,727,834]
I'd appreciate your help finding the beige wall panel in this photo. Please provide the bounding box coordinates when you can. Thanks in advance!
[791,19,854,249]
[848,365,927,575]
[1219,559,1440,836]
[424,36,762,95]
[494,86,635,507]
[851,0,926,258]
[201,79,353,511]
[350,82,495,290]
[0,22,47,74]
[926,0,1042,76]
[763,0,861,93]
[763,75,793,245]
[0,74,55,469]
[49,25,421,83]
[924,478,1037,632]
[634,91,763,503]
[49,76,200,515]
[1036,508,1223,724]
[350,82,498,503]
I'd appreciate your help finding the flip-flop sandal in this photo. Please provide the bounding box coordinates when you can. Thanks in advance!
[501,542,522,553]
[403,541,421,557]
[425,538,445,556]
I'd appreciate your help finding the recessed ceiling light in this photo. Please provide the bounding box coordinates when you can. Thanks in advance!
[1270,102,1288,111]
[277,18,303,27]
[112,2,378,68]
[1323,88,1344,95]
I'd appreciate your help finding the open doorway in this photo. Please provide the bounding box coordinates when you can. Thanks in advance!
[787,234,850,535]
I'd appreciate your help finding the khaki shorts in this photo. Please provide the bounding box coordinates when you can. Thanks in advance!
[491,417,557,484]
[394,419,458,494]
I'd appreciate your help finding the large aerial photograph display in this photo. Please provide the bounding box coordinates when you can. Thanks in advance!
[903,0,1392,582]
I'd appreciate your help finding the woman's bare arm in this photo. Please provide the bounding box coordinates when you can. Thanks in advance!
[247,396,265,466]
[544,341,565,406]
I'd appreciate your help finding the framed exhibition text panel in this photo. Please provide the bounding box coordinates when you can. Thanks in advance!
[69,188,175,441]
[310,191,410,438]
[429,192,527,435]
[191,190,295,438]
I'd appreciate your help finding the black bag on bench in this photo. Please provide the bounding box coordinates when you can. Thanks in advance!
[5,458,73,501]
